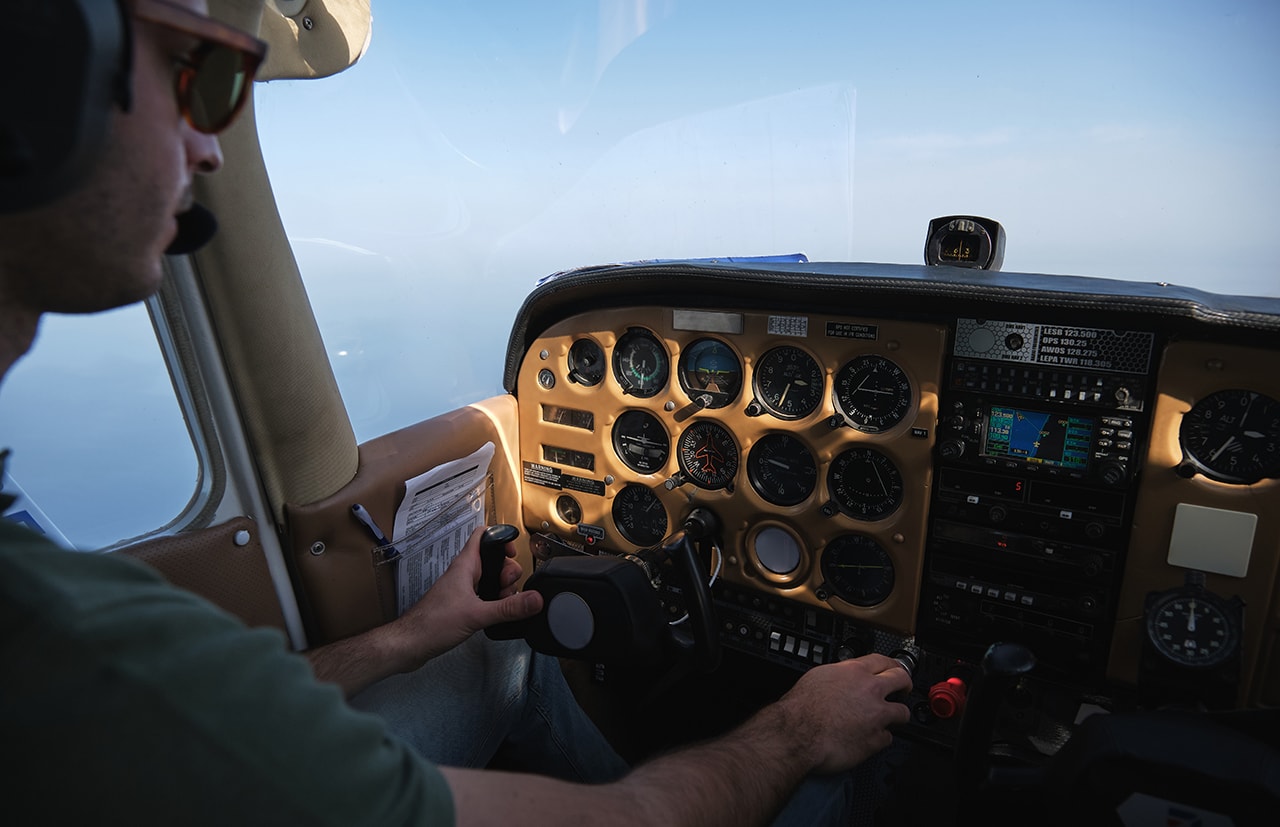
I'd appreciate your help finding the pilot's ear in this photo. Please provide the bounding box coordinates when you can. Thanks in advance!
[0,0,132,213]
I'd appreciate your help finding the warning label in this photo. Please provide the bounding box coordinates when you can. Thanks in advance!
[522,461,606,496]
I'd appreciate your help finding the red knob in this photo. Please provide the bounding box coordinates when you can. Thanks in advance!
[928,677,967,718]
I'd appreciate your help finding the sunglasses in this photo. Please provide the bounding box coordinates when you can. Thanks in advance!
[130,0,268,134]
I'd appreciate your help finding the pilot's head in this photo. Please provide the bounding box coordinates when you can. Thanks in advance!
[0,0,264,317]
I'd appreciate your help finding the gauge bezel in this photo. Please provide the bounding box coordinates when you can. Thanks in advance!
[826,446,904,520]
[612,328,670,399]
[746,432,818,506]
[752,344,825,420]
[611,409,671,474]
[1178,388,1280,484]
[567,337,606,386]
[819,533,896,607]
[1144,589,1242,669]
[676,419,740,491]
[611,483,669,547]
[832,354,913,433]
[677,337,743,409]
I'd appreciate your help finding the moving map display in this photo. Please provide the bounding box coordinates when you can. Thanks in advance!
[983,406,1092,470]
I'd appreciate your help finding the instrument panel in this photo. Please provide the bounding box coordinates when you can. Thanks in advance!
[518,306,947,636]
[513,297,1280,710]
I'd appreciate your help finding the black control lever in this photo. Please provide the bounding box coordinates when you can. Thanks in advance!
[662,508,722,673]
[477,523,519,600]
[477,523,526,641]
[955,641,1036,792]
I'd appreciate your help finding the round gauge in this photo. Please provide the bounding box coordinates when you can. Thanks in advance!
[555,494,582,525]
[747,433,818,506]
[678,338,742,409]
[820,534,895,606]
[832,354,913,433]
[827,446,903,520]
[1179,389,1280,484]
[677,420,739,490]
[567,338,606,386]
[612,328,669,398]
[1145,589,1241,669]
[753,346,824,420]
[611,483,668,547]
[611,410,670,474]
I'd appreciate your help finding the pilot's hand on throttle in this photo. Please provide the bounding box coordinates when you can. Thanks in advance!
[393,526,543,665]
[777,653,912,775]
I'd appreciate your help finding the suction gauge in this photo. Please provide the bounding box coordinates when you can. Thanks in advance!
[567,339,605,386]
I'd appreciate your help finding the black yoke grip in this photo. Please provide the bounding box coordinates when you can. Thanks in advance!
[478,524,520,601]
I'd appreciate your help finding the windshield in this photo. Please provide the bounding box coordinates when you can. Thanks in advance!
[257,0,1280,443]
[4,0,1276,549]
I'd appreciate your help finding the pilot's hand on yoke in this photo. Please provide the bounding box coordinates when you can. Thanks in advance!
[392,526,543,667]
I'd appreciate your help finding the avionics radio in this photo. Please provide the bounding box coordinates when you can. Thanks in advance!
[916,319,1157,680]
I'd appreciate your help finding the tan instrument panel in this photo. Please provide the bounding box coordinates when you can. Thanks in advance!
[515,306,947,635]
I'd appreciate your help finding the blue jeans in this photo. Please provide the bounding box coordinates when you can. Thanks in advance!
[353,634,855,824]
[351,634,627,782]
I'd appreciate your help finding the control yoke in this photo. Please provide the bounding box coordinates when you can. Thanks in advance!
[480,510,722,672]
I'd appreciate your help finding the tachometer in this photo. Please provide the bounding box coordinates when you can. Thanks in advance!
[612,328,669,398]
[611,483,668,547]
[752,345,824,420]
[747,432,817,506]
[1178,389,1280,484]
[677,420,739,491]
[819,534,895,607]
[826,446,903,520]
[832,354,912,433]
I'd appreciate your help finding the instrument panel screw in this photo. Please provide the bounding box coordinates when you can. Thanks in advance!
[310,541,326,556]
[303,16,314,30]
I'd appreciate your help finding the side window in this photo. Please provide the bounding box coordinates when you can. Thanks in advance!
[0,303,199,550]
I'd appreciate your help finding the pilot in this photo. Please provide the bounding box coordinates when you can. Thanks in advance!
[0,1,912,824]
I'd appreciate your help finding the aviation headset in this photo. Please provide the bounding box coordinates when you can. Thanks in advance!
[0,0,132,213]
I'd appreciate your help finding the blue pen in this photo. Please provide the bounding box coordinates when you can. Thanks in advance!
[351,503,398,559]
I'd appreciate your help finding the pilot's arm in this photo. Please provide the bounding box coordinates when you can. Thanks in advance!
[441,653,912,826]
[305,525,540,696]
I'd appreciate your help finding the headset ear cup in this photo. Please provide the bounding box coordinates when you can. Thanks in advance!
[0,0,128,213]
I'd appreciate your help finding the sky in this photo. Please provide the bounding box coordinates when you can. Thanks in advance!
[255,0,1280,438]
[3,0,1277,548]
